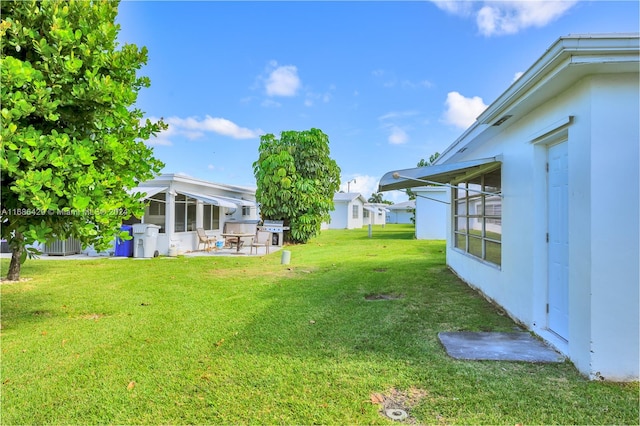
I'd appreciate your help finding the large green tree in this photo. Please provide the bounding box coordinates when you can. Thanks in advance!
[253,129,340,243]
[1,0,165,280]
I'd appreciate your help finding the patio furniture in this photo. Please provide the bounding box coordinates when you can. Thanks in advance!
[221,232,255,253]
[222,222,256,250]
[250,230,271,255]
[196,228,216,251]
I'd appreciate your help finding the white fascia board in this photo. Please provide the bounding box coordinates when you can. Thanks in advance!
[435,34,639,165]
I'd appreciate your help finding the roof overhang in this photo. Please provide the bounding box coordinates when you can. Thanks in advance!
[436,34,639,165]
[129,186,168,199]
[378,157,501,192]
[180,191,238,209]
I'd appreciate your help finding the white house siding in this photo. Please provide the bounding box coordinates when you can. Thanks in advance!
[327,193,366,229]
[329,202,349,229]
[386,201,414,225]
[414,188,448,240]
[443,72,639,381]
[387,209,412,224]
[364,203,389,226]
[588,73,639,380]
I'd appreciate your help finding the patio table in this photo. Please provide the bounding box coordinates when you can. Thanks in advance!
[221,233,255,254]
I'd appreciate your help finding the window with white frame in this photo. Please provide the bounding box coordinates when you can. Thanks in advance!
[453,168,502,266]
[175,194,197,232]
[203,204,220,231]
[352,205,359,219]
[242,206,251,216]
[144,192,166,233]
[363,209,370,219]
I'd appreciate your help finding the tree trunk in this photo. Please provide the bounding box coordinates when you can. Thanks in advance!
[7,245,22,281]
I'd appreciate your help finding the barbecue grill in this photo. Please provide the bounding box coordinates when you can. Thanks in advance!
[259,220,289,246]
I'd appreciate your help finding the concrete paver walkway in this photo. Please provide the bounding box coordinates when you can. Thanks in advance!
[438,331,564,363]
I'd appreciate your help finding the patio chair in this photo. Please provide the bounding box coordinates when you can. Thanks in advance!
[250,230,271,255]
[196,228,216,251]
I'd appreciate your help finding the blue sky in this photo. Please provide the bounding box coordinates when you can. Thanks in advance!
[116,1,638,202]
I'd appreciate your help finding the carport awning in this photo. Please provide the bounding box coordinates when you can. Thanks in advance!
[378,157,501,192]
[180,192,238,209]
[129,186,168,199]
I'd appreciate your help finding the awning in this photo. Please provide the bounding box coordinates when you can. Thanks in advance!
[180,191,238,209]
[364,206,389,214]
[129,186,168,199]
[378,157,501,192]
[210,195,256,207]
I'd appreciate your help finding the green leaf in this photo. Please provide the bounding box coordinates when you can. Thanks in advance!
[72,195,91,211]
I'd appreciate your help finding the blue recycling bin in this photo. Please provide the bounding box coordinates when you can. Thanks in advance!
[115,225,133,257]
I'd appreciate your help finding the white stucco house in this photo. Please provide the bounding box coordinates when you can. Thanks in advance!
[385,200,414,225]
[130,174,258,254]
[324,192,367,229]
[363,203,389,226]
[413,188,448,240]
[379,34,639,381]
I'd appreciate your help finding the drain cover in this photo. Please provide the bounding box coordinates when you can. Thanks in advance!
[385,408,408,421]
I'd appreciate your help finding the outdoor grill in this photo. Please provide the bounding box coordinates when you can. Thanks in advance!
[259,220,289,246]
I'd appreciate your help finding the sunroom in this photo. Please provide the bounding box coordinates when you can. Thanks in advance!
[129,173,258,255]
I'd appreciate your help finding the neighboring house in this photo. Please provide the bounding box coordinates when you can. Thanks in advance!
[385,200,415,225]
[130,173,258,254]
[325,193,367,229]
[412,188,448,240]
[379,34,639,381]
[363,203,389,226]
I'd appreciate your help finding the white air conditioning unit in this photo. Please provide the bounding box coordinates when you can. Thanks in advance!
[43,237,81,256]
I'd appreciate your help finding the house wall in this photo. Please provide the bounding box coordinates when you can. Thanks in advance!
[414,188,448,239]
[350,200,365,229]
[588,73,639,380]
[328,199,365,229]
[328,202,349,229]
[444,73,639,380]
[365,204,389,226]
[387,209,413,224]
[139,177,257,255]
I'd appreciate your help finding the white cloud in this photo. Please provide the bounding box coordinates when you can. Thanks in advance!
[146,115,263,146]
[431,0,578,36]
[261,99,282,108]
[388,126,409,145]
[379,110,420,145]
[442,91,488,129]
[378,110,420,121]
[265,62,301,97]
[513,71,524,82]
[304,90,333,107]
[430,0,475,16]
[146,124,176,146]
[340,174,379,198]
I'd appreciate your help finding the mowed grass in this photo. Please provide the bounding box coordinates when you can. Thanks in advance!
[1,225,638,424]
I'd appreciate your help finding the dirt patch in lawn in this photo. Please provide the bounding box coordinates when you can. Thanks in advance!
[364,293,403,301]
[370,387,428,423]
[79,313,105,321]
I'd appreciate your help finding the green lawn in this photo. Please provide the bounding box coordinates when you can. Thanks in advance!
[1,225,638,424]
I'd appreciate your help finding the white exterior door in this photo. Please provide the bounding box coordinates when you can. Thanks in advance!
[547,141,569,340]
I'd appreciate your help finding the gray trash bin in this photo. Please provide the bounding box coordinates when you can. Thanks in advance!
[132,224,160,258]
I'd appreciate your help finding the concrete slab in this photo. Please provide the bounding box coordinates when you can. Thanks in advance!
[438,332,564,363]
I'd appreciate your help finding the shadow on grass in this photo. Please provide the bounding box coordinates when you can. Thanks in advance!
[223,255,517,364]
